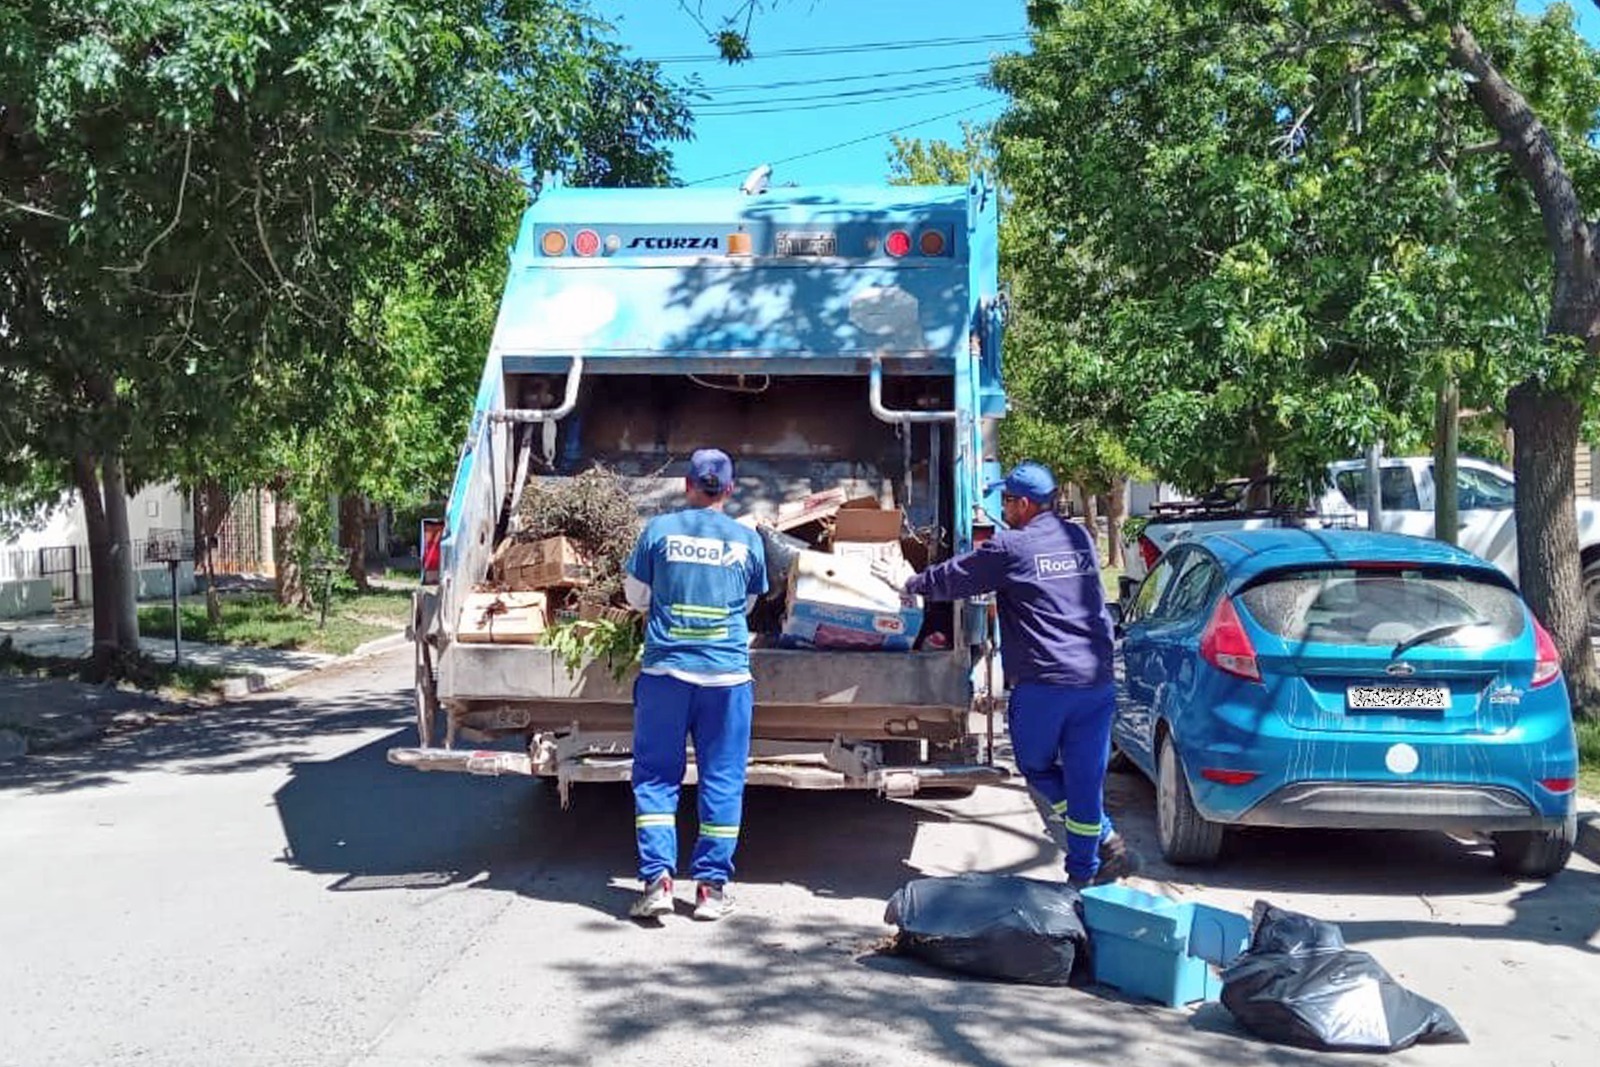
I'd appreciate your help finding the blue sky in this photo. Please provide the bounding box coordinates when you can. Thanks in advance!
[592,1,1030,188]
[591,3,1598,190]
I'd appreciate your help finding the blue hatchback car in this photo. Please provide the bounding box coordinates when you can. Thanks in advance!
[1113,528,1579,877]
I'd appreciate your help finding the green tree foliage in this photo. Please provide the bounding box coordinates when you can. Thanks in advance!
[993,0,1600,708]
[0,0,691,667]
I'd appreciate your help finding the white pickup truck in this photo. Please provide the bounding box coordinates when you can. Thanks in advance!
[1119,456,1600,617]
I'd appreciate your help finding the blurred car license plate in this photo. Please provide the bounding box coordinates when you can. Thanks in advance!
[1346,685,1450,710]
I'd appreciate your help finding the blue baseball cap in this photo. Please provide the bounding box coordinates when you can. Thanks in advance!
[688,448,735,495]
[987,461,1057,504]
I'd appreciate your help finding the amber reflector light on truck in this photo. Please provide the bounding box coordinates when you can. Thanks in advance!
[918,229,948,256]
[540,230,567,256]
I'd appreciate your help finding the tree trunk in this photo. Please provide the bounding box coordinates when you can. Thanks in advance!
[1105,477,1128,569]
[1434,379,1459,546]
[339,494,370,592]
[72,452,119,678]
[1081,489,1102,562]
[197,481,231,626]
[101,454,141,655]
[274,495,307,608]
[1506,383,1599,716]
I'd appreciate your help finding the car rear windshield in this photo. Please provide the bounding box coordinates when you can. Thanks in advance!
[1237,567,1527,649]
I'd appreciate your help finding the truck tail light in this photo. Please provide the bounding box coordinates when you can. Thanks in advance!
[885,230,911,258]
[540,230,567,256]
[420,519,444,585]
[1532,617,1562,688]
[572,229,600,257]
[1200,596,1262,682]
[918,229,947,256]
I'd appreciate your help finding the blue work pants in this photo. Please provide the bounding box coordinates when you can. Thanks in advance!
[1007,681,1117,881]
[632,673,753,885]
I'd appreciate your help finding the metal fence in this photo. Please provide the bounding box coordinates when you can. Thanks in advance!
[0,545,81,603]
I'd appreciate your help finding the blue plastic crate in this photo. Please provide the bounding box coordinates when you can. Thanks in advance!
[1079,885,1250,1007]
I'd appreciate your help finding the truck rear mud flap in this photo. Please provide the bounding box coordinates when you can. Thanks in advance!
[387,745,1006,800]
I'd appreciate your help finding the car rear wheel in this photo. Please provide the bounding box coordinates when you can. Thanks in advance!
[1583,556,1600,630]
[1492,813,1577,878]
[1156,733,1224,865]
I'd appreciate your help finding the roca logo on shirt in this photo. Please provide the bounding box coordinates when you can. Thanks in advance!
[1035,551,1094,580]
[664,535,749,567]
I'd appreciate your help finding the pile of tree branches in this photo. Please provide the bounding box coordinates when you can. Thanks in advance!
[512,466,640,605]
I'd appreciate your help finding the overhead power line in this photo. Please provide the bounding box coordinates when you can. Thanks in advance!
[693,75,986,112]
[641,31,1028,64]
[694,59,993,95]
[683,101,996,186]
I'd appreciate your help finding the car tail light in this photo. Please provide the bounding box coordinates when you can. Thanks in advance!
[885,230,911,258]
[1538,777,1575,794]
[1138,534,1161,571]
[1531,617,1562,688]
[1201,768,1260,785]
[1200,596,1262,682]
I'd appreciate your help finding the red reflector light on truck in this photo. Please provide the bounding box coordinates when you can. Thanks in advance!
[885,230,911,258]
[572,229,600,257]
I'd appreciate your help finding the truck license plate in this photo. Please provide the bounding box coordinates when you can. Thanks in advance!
[776,231,836,257]
[1346,685,1450,711]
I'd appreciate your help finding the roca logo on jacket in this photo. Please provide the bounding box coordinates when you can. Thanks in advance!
[664,535,749,567]
[1034,551,1094,579]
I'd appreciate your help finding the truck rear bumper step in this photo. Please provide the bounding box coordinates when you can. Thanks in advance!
[386,746,1005,796]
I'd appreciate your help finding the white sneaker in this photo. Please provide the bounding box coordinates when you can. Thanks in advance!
[692,882,733,922]
[629,873,674,919]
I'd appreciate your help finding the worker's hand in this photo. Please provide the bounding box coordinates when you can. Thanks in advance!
[871,558,915,592]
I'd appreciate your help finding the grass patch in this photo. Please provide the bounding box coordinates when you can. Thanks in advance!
[1578,718,1600,800]
[0,640,230,698]
[139,587,410,657]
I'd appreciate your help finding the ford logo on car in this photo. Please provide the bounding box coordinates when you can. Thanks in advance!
[1385,662,1417,677]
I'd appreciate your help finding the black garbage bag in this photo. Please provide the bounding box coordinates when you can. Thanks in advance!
[884,874,1089,986]
[1220,903,1468,1052]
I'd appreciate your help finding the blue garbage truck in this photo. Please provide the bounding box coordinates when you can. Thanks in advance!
[390,181,1010,801]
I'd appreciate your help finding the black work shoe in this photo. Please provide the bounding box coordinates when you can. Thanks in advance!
[1093,832,1141,884]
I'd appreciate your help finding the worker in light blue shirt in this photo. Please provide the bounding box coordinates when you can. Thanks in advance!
[622,448,767,922]
[878,461,1135,888]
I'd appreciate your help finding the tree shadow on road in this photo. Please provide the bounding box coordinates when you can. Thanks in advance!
[271,725,1019,923]
[0,664,408,796]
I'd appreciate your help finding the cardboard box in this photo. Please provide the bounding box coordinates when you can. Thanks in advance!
[458,591,548,644]
[830,506,909,568]
[493,536,594,591]
[833,506,903,544]
[779,550,923,651]
[772,488,850,533]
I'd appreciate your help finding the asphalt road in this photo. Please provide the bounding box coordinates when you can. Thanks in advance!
[1,649,1597,1067]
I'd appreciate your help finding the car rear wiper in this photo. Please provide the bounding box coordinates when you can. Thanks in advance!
[1392,619,1489,659]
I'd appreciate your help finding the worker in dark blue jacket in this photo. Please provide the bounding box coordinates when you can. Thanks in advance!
[877,461,1134,887]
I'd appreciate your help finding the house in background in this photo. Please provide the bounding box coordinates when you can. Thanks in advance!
[0,482,213,618]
